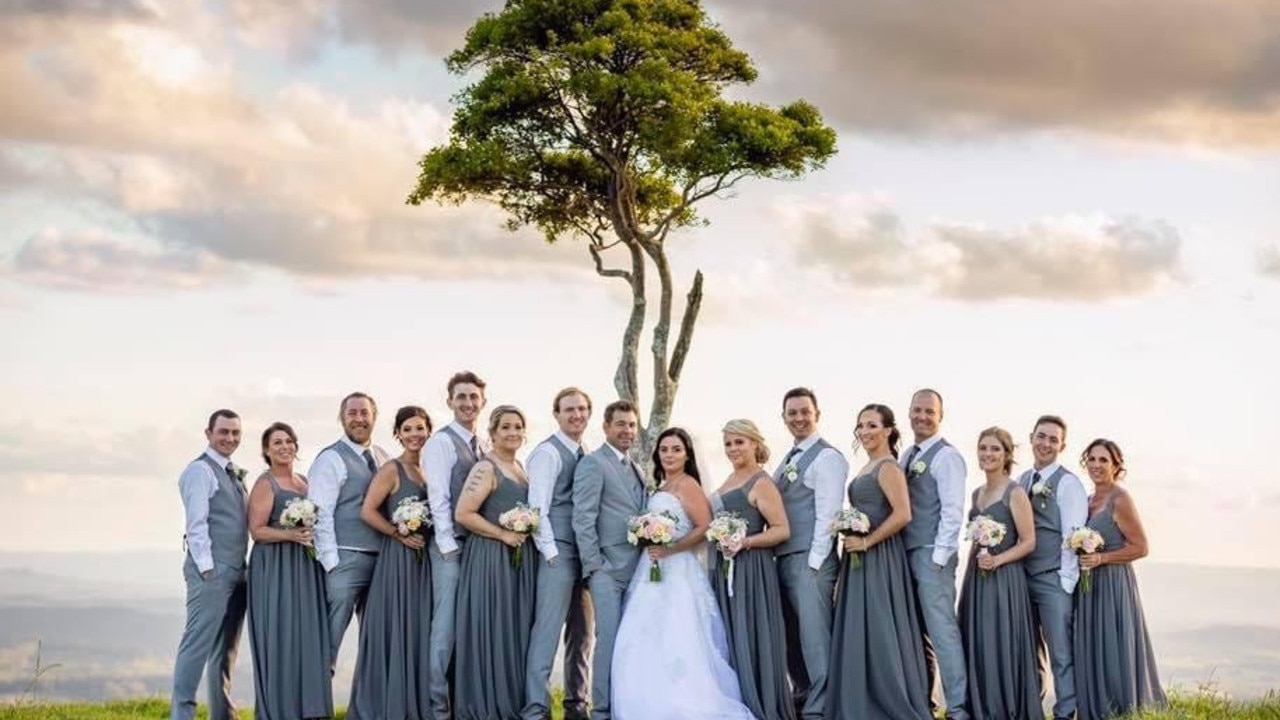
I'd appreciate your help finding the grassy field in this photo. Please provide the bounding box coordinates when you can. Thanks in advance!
[2,693,1279,719]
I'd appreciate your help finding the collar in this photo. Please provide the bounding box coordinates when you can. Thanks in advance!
[447,421,476,444]
[339,435,370,456]
[913,433,945,455]
[204,446,232,468]
[555,430,584,454]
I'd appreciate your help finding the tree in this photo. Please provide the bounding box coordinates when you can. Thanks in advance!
[408,0,837,464]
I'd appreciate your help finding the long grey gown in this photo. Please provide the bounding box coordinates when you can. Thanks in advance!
[348,459,435,719]
[827,457,932,720]
[957,482,1041,720]
[454,461,537,720]
[1074,489,1166,720]
[247,473,333,720]
[711,471,797,720]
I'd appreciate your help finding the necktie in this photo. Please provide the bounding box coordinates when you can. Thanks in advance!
[782,446,803,466]
[1029,470,1042,491]
[469,436,481,459]
[226,463,245,496]
[225,462,235,477]
[576,446,585,460]
[362,449,378,475]
[904,445,921,474]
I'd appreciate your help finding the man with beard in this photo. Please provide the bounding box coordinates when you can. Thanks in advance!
[308,392,391,669]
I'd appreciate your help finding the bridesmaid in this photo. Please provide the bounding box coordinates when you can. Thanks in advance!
[957,427,1040,720]
[348,406,435,720]
[246,422,333,720]
[827,404,931,720]
[453,405,538,720]
[1074,439,1166,720]
[710,419,795,720]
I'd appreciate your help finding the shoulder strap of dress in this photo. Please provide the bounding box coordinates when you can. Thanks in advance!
[1002,480,1017,504]
[971,487,981,507]
[259,471,280,494]
[744,469,768,490]
[1105,488,1124,512]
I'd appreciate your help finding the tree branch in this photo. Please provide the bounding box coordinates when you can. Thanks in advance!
[668,269,703,383]
[589,242,632,282]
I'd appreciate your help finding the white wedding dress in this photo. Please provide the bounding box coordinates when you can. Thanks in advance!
[611,490,757,720]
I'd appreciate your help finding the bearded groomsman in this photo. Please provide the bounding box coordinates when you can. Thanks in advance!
[773,387,849,720]
[523,388,596,720]
[308,392,391,668]
[900,388,969,720]
[1019,415,1088,720]
[171,409,249,720]
[423,371,488,720]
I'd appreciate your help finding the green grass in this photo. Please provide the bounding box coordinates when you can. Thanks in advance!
[0,696,569,719]
[2,693,1277,719]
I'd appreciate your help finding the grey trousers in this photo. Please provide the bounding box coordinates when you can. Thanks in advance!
[523,546,595,720]
[170,557,247,720]
[909,548,968,720]
[325,548,378,669]
[777,551,837,720]
[429,539,463,719]
[1028,570,1076,719]
[585,546,637,720]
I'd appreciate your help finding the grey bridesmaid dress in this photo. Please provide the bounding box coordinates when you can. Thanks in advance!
[827,458,932,720]
[711,471,796,720]
[1074,489,1166,720]
[454,461,537,720]
[348,459,435,720]
[247,474,333,720]
[957,482,1041,720]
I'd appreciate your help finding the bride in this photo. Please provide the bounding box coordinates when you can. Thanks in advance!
[611,427,756,719]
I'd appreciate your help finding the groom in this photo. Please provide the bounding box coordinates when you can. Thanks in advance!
[572,400,645,720]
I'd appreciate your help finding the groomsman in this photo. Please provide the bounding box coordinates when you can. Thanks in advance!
[773,387,848,720]
[524,388,596,720]
[308,392,390,667]
[423,371,488,720]
[901,388,969,720]
[1019,415,1087,720]
[171,409,249,720]
[573,400,645,720]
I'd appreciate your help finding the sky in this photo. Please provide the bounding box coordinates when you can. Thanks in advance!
[1,0,1278,569]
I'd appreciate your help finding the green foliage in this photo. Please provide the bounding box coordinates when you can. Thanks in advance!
[407,0,837,244]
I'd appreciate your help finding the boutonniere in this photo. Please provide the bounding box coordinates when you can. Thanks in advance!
[233,467,247,482]
[644,479,658,496]
[783,463,799,483]
[1031,480,1053,508]
[909,460,927,477]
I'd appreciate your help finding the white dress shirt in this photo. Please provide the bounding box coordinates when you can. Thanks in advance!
[903,434,968,566]
[307,436,390,572]
[422,421,478,556]
[527,431,586,562]
[1031,461,1089,593]
[793,433,850,570]
[179,447,233,574]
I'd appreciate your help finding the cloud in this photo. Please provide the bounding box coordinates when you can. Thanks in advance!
[716,0,1280,146]
[8,228,238,293]
[1259,246,1280,280]
[783,196,1183,301]
[0,3,595,290]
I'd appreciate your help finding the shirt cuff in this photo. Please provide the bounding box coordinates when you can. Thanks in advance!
[540,544,560,561]
[807,549,828,570]
[319,550,339,572]
[931,546,956,567]
[194,554,214,574]
[436,534,459,556]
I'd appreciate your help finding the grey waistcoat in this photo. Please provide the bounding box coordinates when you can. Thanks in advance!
[903,439,953,551]
[773,438,836,557]
[196,455,249,569]
[1025,465,1068,575]
[328,440,381,553]
[440,426,480,539]
[545,435,581,545]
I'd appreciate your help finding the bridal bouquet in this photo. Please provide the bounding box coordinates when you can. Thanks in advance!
[627,510,679,582]
[391,496,432,564]
[279,497,320,560]
[829,507,872,569]
[498,503,540,569]
[1065,526,1106,592]
[706,513,749,594]
[965,514,1007,579]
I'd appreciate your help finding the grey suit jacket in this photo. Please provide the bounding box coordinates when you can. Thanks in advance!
[572,444,645,579]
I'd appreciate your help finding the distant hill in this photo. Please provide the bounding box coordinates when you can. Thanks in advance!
[1,553,1277,702]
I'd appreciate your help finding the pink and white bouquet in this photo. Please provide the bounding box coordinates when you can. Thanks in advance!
[1064,527,1106,592]
[965,514,1008,578]
[627,510,679,582]
[391,496,432,564]
[279,497,320,560]
[707,512,749,593]
[829,507,872,569]
[498,503,540,569]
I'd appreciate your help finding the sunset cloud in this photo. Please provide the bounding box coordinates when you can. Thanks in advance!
[9,228,238,293]
[785,197,1183,301]
[719,0,1280,146]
